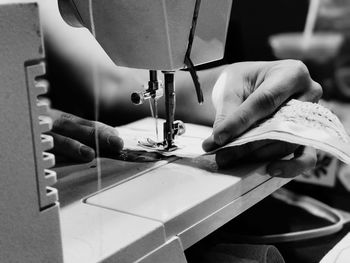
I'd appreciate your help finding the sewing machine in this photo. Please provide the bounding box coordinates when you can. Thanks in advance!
[0,1,293,262]
[58,0,233,150]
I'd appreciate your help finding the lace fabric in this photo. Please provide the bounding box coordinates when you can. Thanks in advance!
[264,100,349,143]
[210,99,350,164]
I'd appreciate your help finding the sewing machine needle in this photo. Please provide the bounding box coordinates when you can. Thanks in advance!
[154,98,159,141]
[148,98,159,141]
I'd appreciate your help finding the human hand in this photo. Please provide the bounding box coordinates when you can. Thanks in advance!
[47,109,124,162]
[202,60,322,177]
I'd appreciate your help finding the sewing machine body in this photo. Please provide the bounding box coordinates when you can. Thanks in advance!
[58,0,232,70]
[0,2,62,262]
[0,2,292,262]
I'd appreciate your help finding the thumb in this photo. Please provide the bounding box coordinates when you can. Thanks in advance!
[202,134,217,152]
[203,71,242,152]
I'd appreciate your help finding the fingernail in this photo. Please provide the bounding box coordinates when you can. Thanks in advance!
[80,145,95,160]
[107,135,124,149]
[270,169,283,177]
[217,133,230,145]
[202,135,215,152]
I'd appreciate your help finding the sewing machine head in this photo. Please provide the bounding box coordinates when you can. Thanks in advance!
[58,0,232,150]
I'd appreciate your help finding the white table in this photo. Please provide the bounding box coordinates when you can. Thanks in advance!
[57,118,292,262]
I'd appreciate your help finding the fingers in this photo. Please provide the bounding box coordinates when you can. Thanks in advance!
[202,134,218,152]
[211,69,244,130]
[52,110,117,131]
[213,141,316,178]
[49,132,95,162]
[51,112,124,159]
[266,146,317,178]
[297,80,323,102]
[245,141,298,162]
[203,69,244,151]
[215,140,271,168]
[208,60,323,150]
[272,60,322,103]
[215,140,298,169]
[52,112,123,153]
[212,69,302,146]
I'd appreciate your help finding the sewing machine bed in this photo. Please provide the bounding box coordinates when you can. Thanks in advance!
[56,118,292,263]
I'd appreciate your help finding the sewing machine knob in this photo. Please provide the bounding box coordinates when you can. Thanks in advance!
[174,120,186,136]
[131,92,144,105]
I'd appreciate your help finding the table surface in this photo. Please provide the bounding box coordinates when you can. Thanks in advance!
[56,118,292,262]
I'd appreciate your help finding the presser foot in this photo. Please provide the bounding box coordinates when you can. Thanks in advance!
[138,120,186,152]
[138,138,179,152]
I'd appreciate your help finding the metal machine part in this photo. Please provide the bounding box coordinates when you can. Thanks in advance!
[163,71,178,150]
[131,70,163,105]
[132,71,186,151]
[131,70,163,144]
